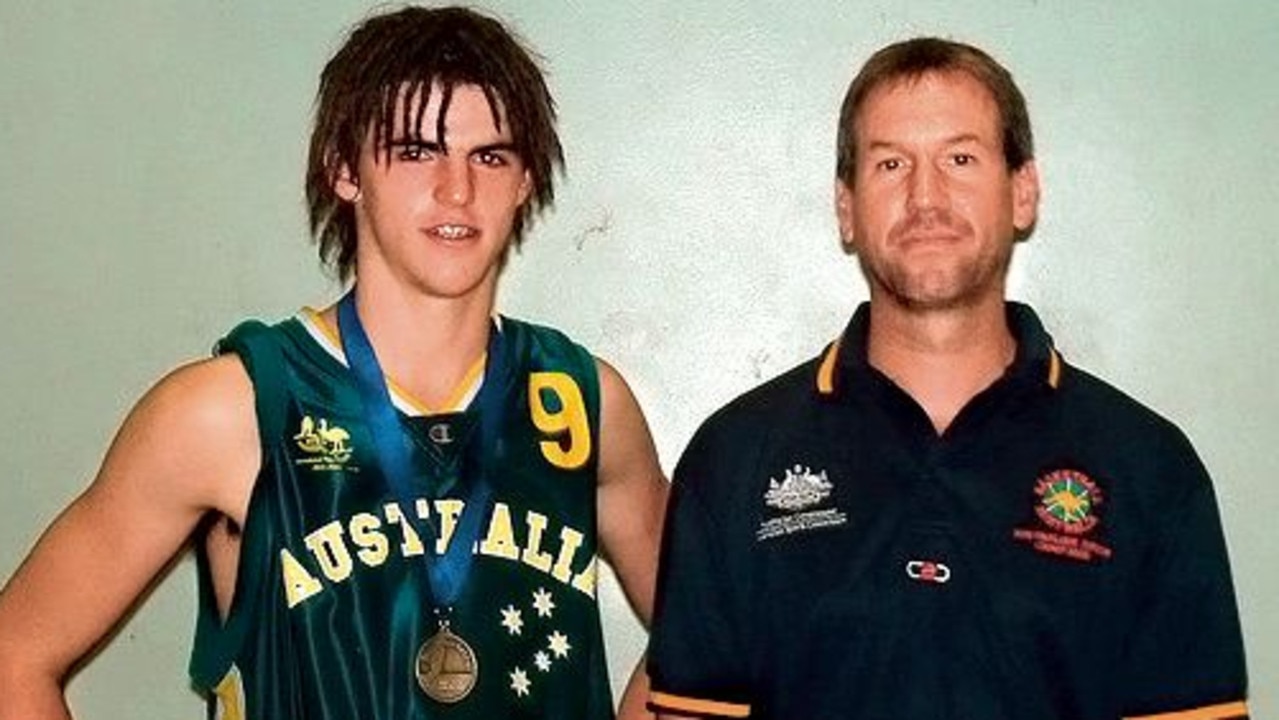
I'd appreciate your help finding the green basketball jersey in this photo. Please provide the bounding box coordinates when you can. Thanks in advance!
[189,313,615,720]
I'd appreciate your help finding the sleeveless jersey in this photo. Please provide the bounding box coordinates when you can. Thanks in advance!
[189,313,614,720]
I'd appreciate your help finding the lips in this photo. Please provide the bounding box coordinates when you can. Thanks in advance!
[891,228,968,252]
[901,232,963,245]
[425,223,479,240]
[892,219,971,249]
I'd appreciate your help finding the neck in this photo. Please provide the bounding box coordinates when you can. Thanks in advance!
[866,295,1014,434]
[324,280,496,410]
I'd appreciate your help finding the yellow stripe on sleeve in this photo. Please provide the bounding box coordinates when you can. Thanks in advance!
[649,691,751,718]
[1124,700,1250,720]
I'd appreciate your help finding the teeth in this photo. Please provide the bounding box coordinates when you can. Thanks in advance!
[434,224,474,239]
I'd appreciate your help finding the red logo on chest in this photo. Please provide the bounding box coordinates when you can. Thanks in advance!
[1013,469,1114,563]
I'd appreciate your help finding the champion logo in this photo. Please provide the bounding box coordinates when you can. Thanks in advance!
[429,421,455,445]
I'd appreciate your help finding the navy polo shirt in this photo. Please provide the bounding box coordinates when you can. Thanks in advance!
[649,303,1248,720]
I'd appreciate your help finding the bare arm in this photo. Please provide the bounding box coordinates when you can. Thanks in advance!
[617,660,656,720]
[593,359,668,720]
[0,356,258,719]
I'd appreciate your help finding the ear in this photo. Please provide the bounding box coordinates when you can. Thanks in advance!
[1011,160,1040,235]
[333,162,361,203]
[517,168,533,207]
[835,180,857,252]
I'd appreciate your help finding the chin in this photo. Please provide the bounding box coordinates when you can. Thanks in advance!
[416,270,498,301]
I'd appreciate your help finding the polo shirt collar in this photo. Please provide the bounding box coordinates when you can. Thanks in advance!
[815,301,1063,398]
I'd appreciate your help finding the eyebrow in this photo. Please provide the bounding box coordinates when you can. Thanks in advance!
[469,142,519,156]
[387,138,444,150]
[385,138,518,157]
[865,133,988,153]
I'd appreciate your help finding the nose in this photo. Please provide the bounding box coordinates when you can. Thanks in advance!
[906,162,946,212]
[434,157,474,207]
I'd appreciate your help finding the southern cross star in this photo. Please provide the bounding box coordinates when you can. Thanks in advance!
[532,587,556,618]
[510,667,531,697]
[500,604,524,636]
[534,650,552,672]
[547,630,572,659]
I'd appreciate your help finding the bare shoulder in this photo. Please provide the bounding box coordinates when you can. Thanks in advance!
[138,353,252,413]
[148,354,255,430]
[593,357,657,483]
[594,357,629,410]
[594,359,645,430]
[101,353,260,524]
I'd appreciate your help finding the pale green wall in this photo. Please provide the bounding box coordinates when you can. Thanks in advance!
[1,1,1275,716]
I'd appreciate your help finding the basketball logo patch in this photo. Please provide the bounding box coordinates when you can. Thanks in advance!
[1013,468,1113,563]
[1034,469,1101,535]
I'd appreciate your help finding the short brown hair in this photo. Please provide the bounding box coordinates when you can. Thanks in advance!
[305,6,563,280]
[836,37,1033,186]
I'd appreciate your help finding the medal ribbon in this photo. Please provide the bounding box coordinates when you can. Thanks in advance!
[337,290,502,609]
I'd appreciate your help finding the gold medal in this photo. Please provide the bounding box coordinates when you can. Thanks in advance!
[416,623,478,703]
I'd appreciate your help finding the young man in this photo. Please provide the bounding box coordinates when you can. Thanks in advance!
[647,38,1249,720]
[0,7,667,719]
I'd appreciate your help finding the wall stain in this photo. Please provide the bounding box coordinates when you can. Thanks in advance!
[749,348,772,380]
[573,209,614,250]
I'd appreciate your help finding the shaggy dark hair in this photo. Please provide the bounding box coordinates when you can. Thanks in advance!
[305,6,563,280]
[836,37,1034,186]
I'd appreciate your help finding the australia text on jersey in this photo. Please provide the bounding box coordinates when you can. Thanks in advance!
[280,498,598,608]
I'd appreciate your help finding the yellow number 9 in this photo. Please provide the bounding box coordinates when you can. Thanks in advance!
[529,372,592,469]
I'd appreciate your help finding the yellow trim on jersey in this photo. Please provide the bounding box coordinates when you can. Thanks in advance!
[816,338,841,396]
[436,355,485,412]
[1124,701,1249,720]
[298,307,485,415]
[212,665,246,720]
[649,691,751,718]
